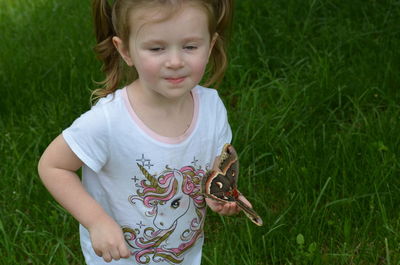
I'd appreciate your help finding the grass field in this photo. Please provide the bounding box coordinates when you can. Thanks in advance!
[1,0,400,264]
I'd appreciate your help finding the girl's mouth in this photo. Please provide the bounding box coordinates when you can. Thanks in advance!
[165,77,186,84]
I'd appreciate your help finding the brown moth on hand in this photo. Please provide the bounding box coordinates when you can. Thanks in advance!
[202,144,263,226]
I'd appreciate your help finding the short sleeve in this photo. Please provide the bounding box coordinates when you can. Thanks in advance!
[62,105,109,173]
[215,94,232,156]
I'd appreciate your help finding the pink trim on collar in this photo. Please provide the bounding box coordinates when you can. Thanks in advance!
[122,87,199,145]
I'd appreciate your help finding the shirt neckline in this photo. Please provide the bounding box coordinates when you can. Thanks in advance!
[122,87,199,145]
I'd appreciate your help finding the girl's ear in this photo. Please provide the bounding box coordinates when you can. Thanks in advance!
[112,36,134,66]
[208,32,219,58]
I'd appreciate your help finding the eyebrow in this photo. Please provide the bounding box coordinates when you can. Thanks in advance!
[141,40,166,46]
[141,36,206,46]
[182,36,206,42]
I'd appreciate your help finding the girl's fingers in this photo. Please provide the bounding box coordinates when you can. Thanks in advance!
[206,198,242,216]
[94,242,130,262]
[219,202,239,216]
[110,247,121,261]
[94,248,103,258]
[102,252,112,263]
[205,198,223,212]
[119,243,131,258]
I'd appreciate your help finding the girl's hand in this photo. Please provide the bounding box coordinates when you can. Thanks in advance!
[205,195,252,216]
[206,197,239,215]
[88,215,131,262]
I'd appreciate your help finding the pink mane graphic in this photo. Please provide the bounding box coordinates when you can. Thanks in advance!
[123,163,206,264]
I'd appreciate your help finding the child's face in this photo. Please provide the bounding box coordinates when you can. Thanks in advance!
[115,4,216,100]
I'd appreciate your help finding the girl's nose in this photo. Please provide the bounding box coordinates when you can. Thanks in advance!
[165,50,184,69]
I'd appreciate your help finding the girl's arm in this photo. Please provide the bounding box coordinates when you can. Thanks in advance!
[38,135,130,262]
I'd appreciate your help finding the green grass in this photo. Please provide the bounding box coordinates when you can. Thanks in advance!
[1,0,400,264]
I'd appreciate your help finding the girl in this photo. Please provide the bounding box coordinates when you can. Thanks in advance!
[39,0,250,264]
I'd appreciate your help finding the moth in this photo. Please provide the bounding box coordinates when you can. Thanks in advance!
[202,144,263,226]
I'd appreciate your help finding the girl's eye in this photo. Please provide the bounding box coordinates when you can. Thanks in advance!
[184,45,197,50]
[149,47,163,52]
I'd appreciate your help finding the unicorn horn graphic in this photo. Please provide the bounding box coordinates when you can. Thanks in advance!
[137,163,158,187]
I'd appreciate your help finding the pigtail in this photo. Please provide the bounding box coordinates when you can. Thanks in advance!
[92,0,123,100]
[215,0,234,35]
[205,0,234,87]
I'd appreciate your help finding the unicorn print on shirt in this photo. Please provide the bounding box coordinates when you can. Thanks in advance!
[123,163,207,264]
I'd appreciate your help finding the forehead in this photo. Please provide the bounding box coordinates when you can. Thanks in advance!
[128,3,211,40]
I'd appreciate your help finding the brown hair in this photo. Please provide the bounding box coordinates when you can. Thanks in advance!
[92,0,234,99]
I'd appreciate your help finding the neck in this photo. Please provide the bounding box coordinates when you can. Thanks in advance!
[125,80,196,138]
[127,80,192,113]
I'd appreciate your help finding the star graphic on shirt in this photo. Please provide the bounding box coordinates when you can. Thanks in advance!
[136,221,146,229]
[131,176,139,182]
[136,154,154,169]
[191,156,199,167]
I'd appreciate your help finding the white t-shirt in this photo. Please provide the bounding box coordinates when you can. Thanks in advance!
[63,86,232,265]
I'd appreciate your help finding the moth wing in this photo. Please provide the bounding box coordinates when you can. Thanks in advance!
[224,159,238,188]
[204,171,235,202]
[218,144,234,171]
[210,172,233,192]
[219,144,239,188]
[204,144,239,202]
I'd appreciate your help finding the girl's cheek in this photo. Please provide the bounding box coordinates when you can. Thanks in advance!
[143,64,159,76]
[137,59,160,79]
[192,59,208,80]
